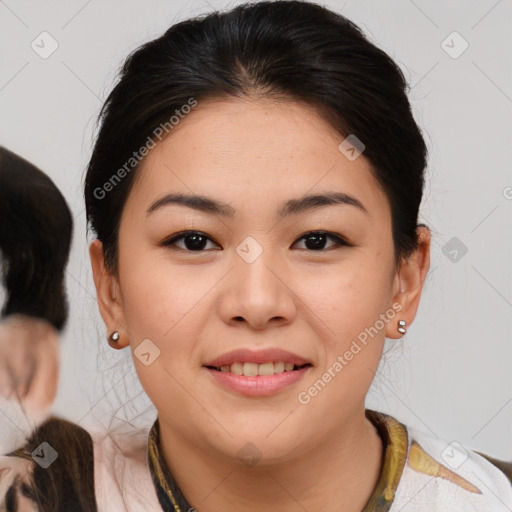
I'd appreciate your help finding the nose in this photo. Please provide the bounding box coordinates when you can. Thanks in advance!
[218,246,297,330]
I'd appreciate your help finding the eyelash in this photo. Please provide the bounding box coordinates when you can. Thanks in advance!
[160,230,353,252]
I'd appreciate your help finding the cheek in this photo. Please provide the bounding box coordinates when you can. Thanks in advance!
[116,245,216,389]
[117,243,199,339]
[301,255,393,390]
[310,258,392,333]
[297,267,390,414]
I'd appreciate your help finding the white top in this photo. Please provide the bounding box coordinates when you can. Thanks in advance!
[389,429,512,511]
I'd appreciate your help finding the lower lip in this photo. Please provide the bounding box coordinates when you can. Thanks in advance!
[204,366,311,397]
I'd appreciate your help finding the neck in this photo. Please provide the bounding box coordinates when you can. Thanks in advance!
[158,408,384,512]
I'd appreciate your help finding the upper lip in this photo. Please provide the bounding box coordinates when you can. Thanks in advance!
[204,348,311,367]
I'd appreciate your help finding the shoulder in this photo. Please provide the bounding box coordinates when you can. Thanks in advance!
[391,419,512,511]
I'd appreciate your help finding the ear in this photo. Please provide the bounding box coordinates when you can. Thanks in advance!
[385,225,431,339]
[89,239,129,349]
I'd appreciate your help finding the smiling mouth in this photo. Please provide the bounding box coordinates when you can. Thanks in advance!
[205,362,312,376]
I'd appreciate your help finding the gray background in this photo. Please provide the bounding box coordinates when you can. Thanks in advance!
[1,0,511,458]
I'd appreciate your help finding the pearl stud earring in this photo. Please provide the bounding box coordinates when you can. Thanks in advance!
[109,331,120,343]
[397,320,407,335]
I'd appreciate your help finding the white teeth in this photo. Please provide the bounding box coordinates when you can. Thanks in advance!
[274,361,285,373]
[243,362,259,376]
[258,362,274,376]
[231,362,244,375]
[216,361,304,375]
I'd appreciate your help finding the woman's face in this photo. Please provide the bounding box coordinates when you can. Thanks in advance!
[92,96,429,463]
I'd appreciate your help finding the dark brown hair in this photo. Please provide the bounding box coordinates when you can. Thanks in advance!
[4,417,97,512]
[0,147,73,330]
[84,0,428,273]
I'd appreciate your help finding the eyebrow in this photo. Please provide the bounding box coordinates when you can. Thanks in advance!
[146,191,369,218]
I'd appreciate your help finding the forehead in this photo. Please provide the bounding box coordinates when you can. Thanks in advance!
[131,96,389,219]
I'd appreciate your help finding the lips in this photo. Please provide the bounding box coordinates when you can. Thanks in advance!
[203,348,312,396]
[204,347,312,369]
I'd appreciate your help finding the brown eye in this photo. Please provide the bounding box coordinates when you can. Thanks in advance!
[293,231,351,251]
[161,231,219,251]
